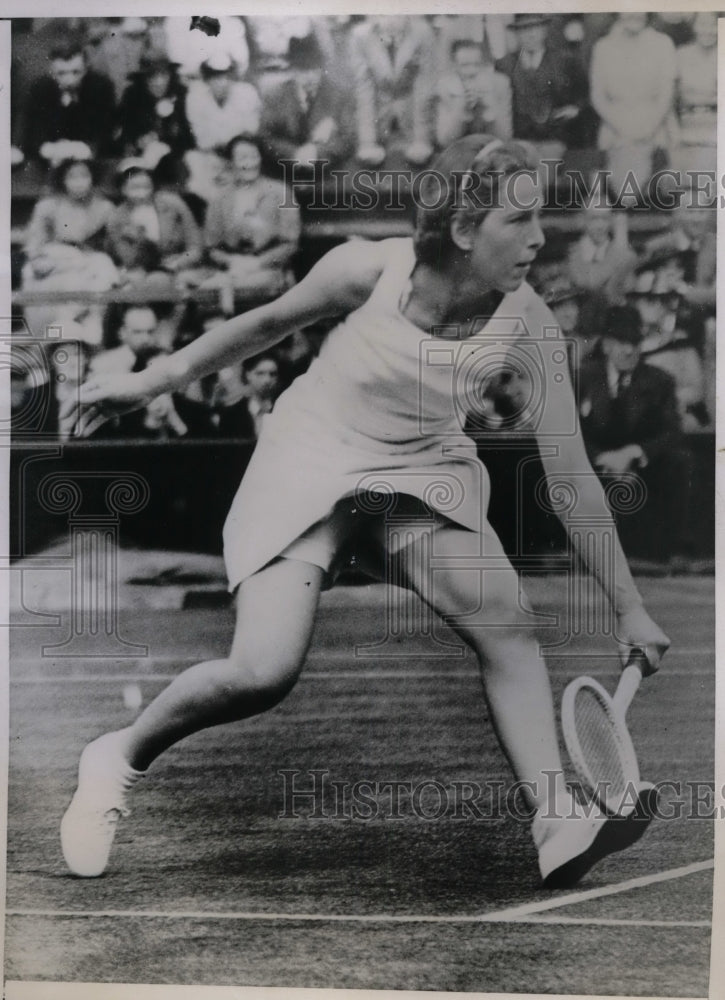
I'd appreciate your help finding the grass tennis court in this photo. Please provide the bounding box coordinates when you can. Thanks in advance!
[5,574,714,996]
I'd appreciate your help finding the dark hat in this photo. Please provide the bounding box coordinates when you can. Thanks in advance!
[512,13,551,29]
[134,49,179,76]
[543,278,582,307]
[288,34,323,70]
[601,305,643,344]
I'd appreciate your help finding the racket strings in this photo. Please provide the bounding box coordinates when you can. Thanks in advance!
[573,687,628,799]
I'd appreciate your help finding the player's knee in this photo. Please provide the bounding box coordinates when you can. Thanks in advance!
[224,649,303,707]
[451,587,532,656]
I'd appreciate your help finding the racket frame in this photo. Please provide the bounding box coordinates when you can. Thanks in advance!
[562,660,644,815]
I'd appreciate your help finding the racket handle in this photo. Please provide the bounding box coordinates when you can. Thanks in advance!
[612,649,645,715]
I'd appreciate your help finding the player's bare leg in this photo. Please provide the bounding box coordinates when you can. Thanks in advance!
[121,557,324,769]
[61,558,324,875]
[395,522,654,888]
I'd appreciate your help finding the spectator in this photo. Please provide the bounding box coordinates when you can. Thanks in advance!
[259,34,353,178]
[542,279,598,374]
[185,52,261,201]
[567,205,636,327]
[435,39,512,147]
[496,14,587,162]
[19,35,117,160]
[24,157,114,263]
[431,14,487,72]
[21,157,118,346]
[590,14,676,198]
[90,304,167,376]
[627,260,707,432]
[84,17,151,103]
[247,14,336,97]
[671,11,717,177]
[118,50,194,159]
[577,305,692,564]
[106,163,203,280]
[350,15,437,167]
[152,153,206,228]
[644,187,716,312]
[212,352,282,439]
[651,11,695,48]
[204,135,301,296]
[163,15,249,81]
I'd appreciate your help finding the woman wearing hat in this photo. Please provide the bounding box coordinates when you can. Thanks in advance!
[61,136,669,889]
[118,49,194,158]
[184,51,262,202]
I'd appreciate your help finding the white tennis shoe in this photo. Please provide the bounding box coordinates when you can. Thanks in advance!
[534,783,657,889]
[60,731,144,877]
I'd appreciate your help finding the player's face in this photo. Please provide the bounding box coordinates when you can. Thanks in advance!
[51,55,85,93]
[63,162,93,200]
[469,173,545,293]
[245,360,279,400]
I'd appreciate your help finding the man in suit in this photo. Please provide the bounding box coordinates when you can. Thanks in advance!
[259,34,353,178]
[577,305,693,564]
[496,13,587,159]
[19,36,118,160]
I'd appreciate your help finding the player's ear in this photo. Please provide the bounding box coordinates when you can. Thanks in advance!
[450,213,476,253]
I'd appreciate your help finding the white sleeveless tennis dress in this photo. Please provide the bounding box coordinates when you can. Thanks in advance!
[223,237,542,590]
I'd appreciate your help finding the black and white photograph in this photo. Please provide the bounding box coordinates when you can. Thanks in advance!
[2,5,721,1000]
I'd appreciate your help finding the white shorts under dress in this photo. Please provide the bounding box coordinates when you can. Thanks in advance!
[222,238,542,591]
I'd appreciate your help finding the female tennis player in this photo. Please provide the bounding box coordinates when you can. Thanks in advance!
[61,136,669,888]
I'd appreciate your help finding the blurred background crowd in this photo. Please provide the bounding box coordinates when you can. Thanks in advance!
[8,13,717,566]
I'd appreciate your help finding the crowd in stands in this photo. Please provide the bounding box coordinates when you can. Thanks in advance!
[9,14,717,560]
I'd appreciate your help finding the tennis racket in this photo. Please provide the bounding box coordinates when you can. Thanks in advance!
[561,648,651,816]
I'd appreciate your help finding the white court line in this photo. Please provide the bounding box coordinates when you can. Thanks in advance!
[7,860,713,927]
[9,662,716,684]
[9,647,715,663]
[519,916,710,928]
[4,910,708,930]
[8,667,716,684]
[481,858,714,921]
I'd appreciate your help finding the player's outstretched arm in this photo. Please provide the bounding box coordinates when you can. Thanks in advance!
[66,240,388,436]
[520,305,670,673]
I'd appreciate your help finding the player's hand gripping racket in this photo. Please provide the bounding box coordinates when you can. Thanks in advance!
[562,647,655,816]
